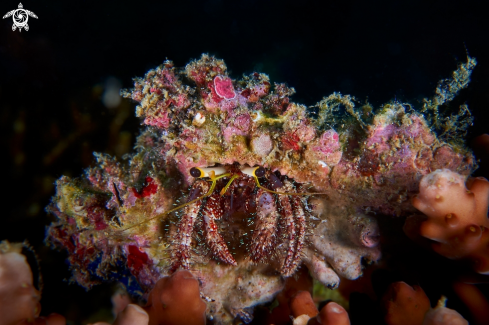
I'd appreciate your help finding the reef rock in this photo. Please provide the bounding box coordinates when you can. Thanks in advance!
[46,54,476,324]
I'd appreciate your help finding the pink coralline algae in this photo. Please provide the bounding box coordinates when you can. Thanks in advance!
[46,54,477,324]
[213,76,236,99]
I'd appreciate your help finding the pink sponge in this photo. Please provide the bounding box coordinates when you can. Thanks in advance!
[412,169,489,273]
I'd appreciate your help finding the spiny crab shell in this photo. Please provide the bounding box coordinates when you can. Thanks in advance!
[46,54,475,324]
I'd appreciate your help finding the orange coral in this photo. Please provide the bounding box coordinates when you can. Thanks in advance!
[452,282,489,325]
[381,282,430,325]
[290,291,319,319]
[412,169,489,273]
[288,291,350,325]
[143,270,206,325]
[382,282,469,325]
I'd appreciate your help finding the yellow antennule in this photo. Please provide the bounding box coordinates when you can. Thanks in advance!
[220,175,239,196]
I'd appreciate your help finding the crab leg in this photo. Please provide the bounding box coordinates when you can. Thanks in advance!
[170,179,209,273]
[250,189,279,263]
[277,183,296,275]
[202,191,237,265]
[285,194,307,276]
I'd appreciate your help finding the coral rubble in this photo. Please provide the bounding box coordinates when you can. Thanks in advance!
[45,54,476,323]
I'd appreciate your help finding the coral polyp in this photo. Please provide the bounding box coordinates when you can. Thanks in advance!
[46,54,476,324]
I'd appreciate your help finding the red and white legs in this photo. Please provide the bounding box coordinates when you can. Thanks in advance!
[250,181,308,276]
[250,189,280,263]
[170,179,209,272]
[202,191,237,266]
[171,170,308,277]
[277,181,298,276]
[170,180,237,273]
[286,193,306,276]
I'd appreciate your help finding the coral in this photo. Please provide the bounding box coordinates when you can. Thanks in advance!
[381,282,469,325]
[381,281,430,325]
[313,302,350,325]
[423,297,468,325]
[263,265,314,325]
[3,242,481,325]
[0,241,41,325]
[304,206,381,289]
[45,54,476,324]
[290,291,319,319]
[288,291,350,325]
[143,270,205,325]
[452,282,489,325]
[109,305,149,325]
[410,169,489,273]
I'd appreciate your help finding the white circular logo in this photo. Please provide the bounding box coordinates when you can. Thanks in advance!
[3,3,38,32]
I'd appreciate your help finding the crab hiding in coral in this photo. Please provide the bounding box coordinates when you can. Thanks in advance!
[45,54,478,324]
[170,164,319,276]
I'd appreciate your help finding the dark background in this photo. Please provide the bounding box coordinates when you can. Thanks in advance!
[1,0,489,323]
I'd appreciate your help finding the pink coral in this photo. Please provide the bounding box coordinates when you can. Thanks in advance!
[329,107,474,216]
[304,129,342,170]
[250,132,274,157]
[381,282,469,325]
[0,241,41,325]
[213,76,236,99]
[411,169,489,273]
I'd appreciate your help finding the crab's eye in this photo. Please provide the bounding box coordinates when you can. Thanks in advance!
[254,166,266,178]
[190,167,202,178]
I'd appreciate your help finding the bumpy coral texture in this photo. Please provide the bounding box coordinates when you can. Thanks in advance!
[382,281,431,325]
[45,55,475,324]
[143,270,206,325]
[0,241,41,325]
[411,169,489,274]
[381,282,469,325]
[304,204,381,289]
[289,291,350,325]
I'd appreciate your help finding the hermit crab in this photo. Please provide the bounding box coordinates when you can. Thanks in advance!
[162,164,321,276]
